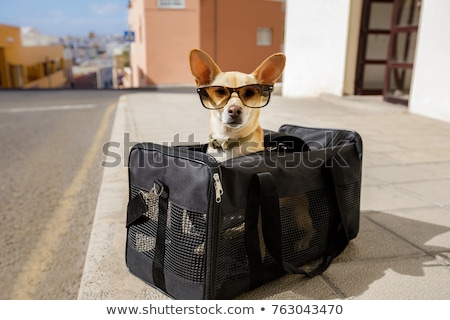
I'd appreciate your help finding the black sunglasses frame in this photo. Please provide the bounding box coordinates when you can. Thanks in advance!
[196,84,274,110]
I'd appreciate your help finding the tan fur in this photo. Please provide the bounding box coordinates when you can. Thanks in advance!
[189,49,285,162]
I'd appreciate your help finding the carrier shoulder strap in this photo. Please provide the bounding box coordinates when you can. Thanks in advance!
[245,157,350,288]
[152,180,169,292]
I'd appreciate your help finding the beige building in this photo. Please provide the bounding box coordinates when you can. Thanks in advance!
[127,0,285,87]
[0,24,69,89]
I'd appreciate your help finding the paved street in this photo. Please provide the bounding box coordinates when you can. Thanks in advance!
[0,90,122,299]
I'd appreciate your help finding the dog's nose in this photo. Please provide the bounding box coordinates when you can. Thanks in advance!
[228,105,242,118]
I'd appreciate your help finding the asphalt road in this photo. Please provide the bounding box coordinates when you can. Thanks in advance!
[0,90,124,299]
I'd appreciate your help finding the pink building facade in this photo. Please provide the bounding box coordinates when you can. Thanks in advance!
[127,0,285,87]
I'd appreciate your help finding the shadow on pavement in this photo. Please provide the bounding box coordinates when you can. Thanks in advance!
[238,210,450,299]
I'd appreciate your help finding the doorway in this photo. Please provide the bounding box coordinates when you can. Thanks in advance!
[355,0,421,106]
[355,0,393,95]
[383,0,421,105]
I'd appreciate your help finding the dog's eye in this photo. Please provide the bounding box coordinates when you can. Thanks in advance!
[214,88,227,96]
[243,88,256,98]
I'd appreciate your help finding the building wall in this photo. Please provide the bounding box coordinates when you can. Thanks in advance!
[199,0,216,61]
[0,24,67,89]
[0,24,21,87]
[283,0,352,97]
[410,0,450,122]
[73,72,97,89]
[5,45,64,65]
[5,45,67,88]
[343,0,363,95]
[202,0,285,74]
[23,70,66,89]
[129,0,200,87]
[128,0,285,87]
[97,67,113,89]
[0,25,21,48]
[145,0,200,85]
[128,0,148,87]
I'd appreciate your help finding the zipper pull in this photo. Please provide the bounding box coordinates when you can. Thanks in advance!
[213,173,223,203]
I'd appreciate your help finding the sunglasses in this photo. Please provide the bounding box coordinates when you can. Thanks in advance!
[196,84,273,110]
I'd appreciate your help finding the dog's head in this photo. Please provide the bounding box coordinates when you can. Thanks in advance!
[189,49,286,138]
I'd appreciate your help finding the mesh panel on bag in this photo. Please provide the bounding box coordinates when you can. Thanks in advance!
[128,179,361,290]
[128,185,207,283]
[216,209,249,285]
[279,191,332,262]
[215,187,342,289]
[344,181,361,239]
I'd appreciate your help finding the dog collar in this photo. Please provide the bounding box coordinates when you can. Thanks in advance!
[209,132,254,151]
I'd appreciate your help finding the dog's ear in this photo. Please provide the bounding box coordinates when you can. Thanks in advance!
[252,53,286,84]
[189,49,221,86]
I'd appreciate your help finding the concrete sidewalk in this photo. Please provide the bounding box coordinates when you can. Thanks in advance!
[78,91,450,300]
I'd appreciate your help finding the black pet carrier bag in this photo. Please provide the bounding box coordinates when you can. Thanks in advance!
[126,124,363,299]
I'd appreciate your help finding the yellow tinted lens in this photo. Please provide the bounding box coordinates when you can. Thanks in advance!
[201,87,230,109]
[239,85,267,107]
[199,88,216,109]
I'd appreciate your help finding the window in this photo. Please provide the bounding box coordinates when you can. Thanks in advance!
[9,64,24,87]
[27,64,41,82]
[257,28,272,46]
[42,61,50,76]
[157,0,185,9]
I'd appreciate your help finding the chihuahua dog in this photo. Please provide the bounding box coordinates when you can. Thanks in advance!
[188,49,315,257]
[189,48,286,162]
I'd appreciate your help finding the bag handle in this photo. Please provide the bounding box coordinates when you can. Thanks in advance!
[126,180,169,293]
[245,171,281,288]
[152,180,169,292]
[245,158,350,288]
